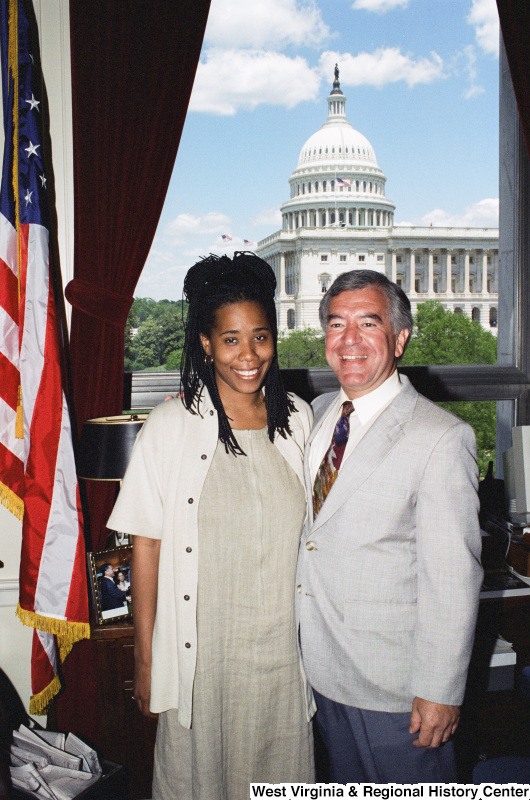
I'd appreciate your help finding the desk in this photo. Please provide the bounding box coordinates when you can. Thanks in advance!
[456,588,530,780]
[88,622,157,800]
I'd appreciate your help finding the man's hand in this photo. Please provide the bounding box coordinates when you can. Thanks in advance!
[409,697,460,748]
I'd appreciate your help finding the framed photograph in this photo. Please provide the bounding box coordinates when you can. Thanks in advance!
[87,545,133,625]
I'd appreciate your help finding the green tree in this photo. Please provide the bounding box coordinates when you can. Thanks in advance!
[277,328,327,368]
[401,300,497,366]
[401,301,498,477]
[125,299,188,371]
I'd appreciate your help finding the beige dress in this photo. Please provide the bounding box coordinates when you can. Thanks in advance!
[152,428,314,800]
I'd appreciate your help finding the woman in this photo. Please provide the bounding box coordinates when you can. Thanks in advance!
[115,570,130,592]
[107,253,315,799]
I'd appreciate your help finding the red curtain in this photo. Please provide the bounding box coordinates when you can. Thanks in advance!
[55,0,210,742]
[497,0,530,156]
[65,0,210,551]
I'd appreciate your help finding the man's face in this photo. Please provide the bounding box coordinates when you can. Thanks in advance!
[324,287,409,401]
[104,565,115,577]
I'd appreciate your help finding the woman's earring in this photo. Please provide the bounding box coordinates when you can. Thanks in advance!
[204,353,212,366]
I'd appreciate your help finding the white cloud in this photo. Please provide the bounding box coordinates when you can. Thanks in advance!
[463,45,485,99]
[250,206,282,227]
[467,0,499,58]
[189,49,321,114]
[400,198,499,228]
[163,211,232,244]
[352,0,409,13]
[204,0,330,50]
[319,48,445,89]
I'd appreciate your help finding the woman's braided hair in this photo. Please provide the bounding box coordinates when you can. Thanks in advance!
[181,252,295,456]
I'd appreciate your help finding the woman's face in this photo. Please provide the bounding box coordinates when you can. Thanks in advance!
[117,572,125,582]
[200,301,275,404]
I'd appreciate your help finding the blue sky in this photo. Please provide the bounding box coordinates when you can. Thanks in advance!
[136,0,500,301]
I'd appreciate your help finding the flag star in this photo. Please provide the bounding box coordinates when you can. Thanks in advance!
[25,94,40,111]
[39,173,46,188]
[24,189,33,206]
[25,141,40,157]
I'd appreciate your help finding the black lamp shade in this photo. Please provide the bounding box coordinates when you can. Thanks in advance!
[77,414,148,481]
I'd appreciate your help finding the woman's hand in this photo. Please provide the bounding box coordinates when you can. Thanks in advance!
[134,659,158,718]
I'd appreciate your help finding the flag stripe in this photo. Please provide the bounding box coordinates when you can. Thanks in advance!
[0,210,18,276]
[0,394,25,459]
[0,350,19,409]
[0,255,18,319]
[19,223,47,454]
[0,301,18,364]
[34,393,83,619]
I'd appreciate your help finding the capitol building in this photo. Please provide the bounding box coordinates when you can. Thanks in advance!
[257,69,499,334]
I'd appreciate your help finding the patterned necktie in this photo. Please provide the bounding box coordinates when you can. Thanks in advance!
[312,401,354,517]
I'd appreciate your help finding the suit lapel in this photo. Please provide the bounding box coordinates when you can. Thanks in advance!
[309,376,418,533]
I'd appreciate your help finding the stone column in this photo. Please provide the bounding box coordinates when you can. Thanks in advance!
[409,249,416,295]
[391,250,397,284]
[482,251,489,295]
[445,251,453,295]
[279,251,286,297]
[428,249,435,296]
[464,250,471,295]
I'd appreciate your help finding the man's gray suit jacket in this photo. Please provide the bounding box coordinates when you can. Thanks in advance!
[296,374,483,713]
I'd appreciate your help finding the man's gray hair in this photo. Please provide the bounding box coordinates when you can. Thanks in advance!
[319,270,413,343]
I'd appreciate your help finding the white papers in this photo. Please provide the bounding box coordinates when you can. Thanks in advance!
[9,724,102,799]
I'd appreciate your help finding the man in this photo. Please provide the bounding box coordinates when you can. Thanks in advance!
[99,563,127,611]
[296,270,482,783]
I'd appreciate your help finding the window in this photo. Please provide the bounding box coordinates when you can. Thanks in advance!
[321,254,328,262]
[358,255,365,263]
[396,256,402,264]
[340,255,347,262]
[377,255,384,262]
[490,307,498,327]
[472,307,481,322]
[287,309,295,330]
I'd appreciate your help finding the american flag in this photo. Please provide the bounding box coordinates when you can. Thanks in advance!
[221,233,232,242]
[243,239,256,247]
[0,0,89,714]
[337,177,351,187]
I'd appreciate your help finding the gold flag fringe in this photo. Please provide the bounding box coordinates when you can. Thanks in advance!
[17,604,91,714]
[16,604,91,656]
[0,481,24,520]
[29,674,61,716]
[15,385,24,439]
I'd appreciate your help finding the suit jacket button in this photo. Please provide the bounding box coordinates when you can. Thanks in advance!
[185,642,191,648]
[305,541,315,551]
[184,594,190,601]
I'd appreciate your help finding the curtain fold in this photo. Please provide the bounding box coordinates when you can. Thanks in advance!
[66,0,210,551]
[55,0,210,744]
[497,0,530,155]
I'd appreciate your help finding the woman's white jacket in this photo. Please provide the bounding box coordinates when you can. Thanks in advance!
[107,389,314,728]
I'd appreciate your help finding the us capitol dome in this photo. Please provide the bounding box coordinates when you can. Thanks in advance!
[257,67,498,334]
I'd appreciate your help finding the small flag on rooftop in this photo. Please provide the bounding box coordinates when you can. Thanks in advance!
[243,239,255,246]
[337,178,351,187]
[221,234,232,242]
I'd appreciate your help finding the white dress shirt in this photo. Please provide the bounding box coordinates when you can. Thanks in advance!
[309,370,403,485]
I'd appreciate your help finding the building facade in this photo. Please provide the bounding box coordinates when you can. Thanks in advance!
[257,69,498,334]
